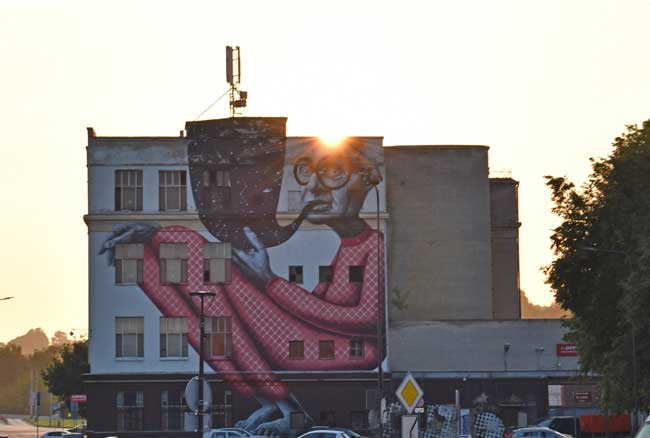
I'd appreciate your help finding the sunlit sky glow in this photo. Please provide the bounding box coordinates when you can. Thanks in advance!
[1,0,650,343]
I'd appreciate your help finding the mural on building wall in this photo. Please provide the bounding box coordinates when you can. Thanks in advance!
[100,118,386,435]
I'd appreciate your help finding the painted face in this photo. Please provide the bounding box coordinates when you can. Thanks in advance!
[293,153,376,224]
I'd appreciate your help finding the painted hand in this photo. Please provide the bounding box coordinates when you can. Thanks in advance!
[99,222,160,266]
[233,227,276,289]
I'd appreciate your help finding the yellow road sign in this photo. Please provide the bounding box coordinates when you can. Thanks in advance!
[396,373,424,414]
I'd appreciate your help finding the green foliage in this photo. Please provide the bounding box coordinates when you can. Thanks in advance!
[545,120,650,412]
[391,287,411,312]
[42,340,89,408]
[0,343,60,414]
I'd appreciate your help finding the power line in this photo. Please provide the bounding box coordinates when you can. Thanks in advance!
[194,88,231,121]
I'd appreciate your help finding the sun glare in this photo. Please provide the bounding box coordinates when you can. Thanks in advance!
[319,134,347,148]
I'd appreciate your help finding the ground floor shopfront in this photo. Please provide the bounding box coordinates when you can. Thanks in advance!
[83,371,600,438]
[83,372,388,438]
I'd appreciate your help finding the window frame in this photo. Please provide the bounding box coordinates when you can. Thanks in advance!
[319,265,334,283]
[116,390,144,431]
[159,243,189,284]
[288,340,305,360]
[159,317,189,359]
[203,242,232,284]
[289,265,304,284]
[159,170,187,212]
[205,316,233,358]
[115,317,144,359]
[319,340,335,360]
[115,170,143,212]
[114,243,144,285]
[349,265,364,283]
[349,339,364,359]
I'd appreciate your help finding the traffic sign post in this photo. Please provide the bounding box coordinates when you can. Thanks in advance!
[395,373,424,414]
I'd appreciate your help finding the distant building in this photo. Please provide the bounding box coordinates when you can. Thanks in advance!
[83,117,588,438]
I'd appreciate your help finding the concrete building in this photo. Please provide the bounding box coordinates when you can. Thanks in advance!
[83,117,586,438]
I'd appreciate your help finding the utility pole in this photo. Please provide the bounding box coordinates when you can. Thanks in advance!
[190,290,216,438]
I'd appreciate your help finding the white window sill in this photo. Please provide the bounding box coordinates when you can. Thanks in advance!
[160,357,189,361]
[115,357,145,361]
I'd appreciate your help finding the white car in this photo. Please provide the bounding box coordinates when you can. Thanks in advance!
[298,429,358,438]
[511,427,572,438]
[634,415,650,438]
[204,428,266,438]
[41,432,67,438]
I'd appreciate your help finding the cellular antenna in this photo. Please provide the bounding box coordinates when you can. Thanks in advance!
[226,46,248,117]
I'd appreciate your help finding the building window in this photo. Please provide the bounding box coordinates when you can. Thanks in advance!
[350,339,364,358]
[159,171,187,211]
[319,266,334,283]
[114,244,144,284]
[350,410,369,430]
[289,266,303,284]
[349,265,364,283]
[320,411,336,427]
[203,242,232,283]
[211,389,233,428]
[115,170,143,211]
[319,340,335,359]
[160,317,188,358]
[202,170,232,210]
[288,190,302,212]
[115,317,144,358]
[116,390,144,431]
[289,411,305,430]
[205,317,232,358]
[160,243,188,284]
[289,340,304,359]
[161,389,184,431]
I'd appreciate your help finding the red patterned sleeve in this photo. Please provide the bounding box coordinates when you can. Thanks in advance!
[265,231,384,337]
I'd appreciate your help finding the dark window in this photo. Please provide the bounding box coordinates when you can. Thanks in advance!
[289,266,303,284]
[116,391,144,431]
[320,411,336,427]
[350,411,369,429]
[161,389,184,431]
[211,389,233,428]
[115,170,143,211]
[350,339,364,358]
[159,171,187,211]
[205,317,232,357]
[289,340,304,359]
[349,266,364,283]
[319,340,335,359]
[319,266,334,283]
[160,243,189,284]
[289,411,305,429]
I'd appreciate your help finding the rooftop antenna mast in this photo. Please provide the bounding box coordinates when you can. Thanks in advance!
[226,46,248,117]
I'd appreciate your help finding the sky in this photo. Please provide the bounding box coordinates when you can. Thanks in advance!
[1,0,649,343]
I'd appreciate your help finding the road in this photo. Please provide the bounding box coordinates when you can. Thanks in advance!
[0,417,61,438]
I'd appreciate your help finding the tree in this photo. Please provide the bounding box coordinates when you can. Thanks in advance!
[545,120,650,413]
[42,340,89,409]
[8,328,49,355]
[50,331,70,346]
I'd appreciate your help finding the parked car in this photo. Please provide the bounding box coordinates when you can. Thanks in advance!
[203,428,265,438]
[510,426,572,438]
[634,415,650,438]
[537,417,580,438]
[299,428,362,438]
[42,432,67,438]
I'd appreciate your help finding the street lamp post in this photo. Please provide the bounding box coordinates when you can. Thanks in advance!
[579,246,638,433]
[375,186,384,438]
[190,290,216,438]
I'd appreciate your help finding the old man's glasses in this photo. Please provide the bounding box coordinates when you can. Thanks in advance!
[293,155,373,190]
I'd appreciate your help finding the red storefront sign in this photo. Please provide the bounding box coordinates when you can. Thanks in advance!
[556,343,578,356]
[71,394,87,403]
